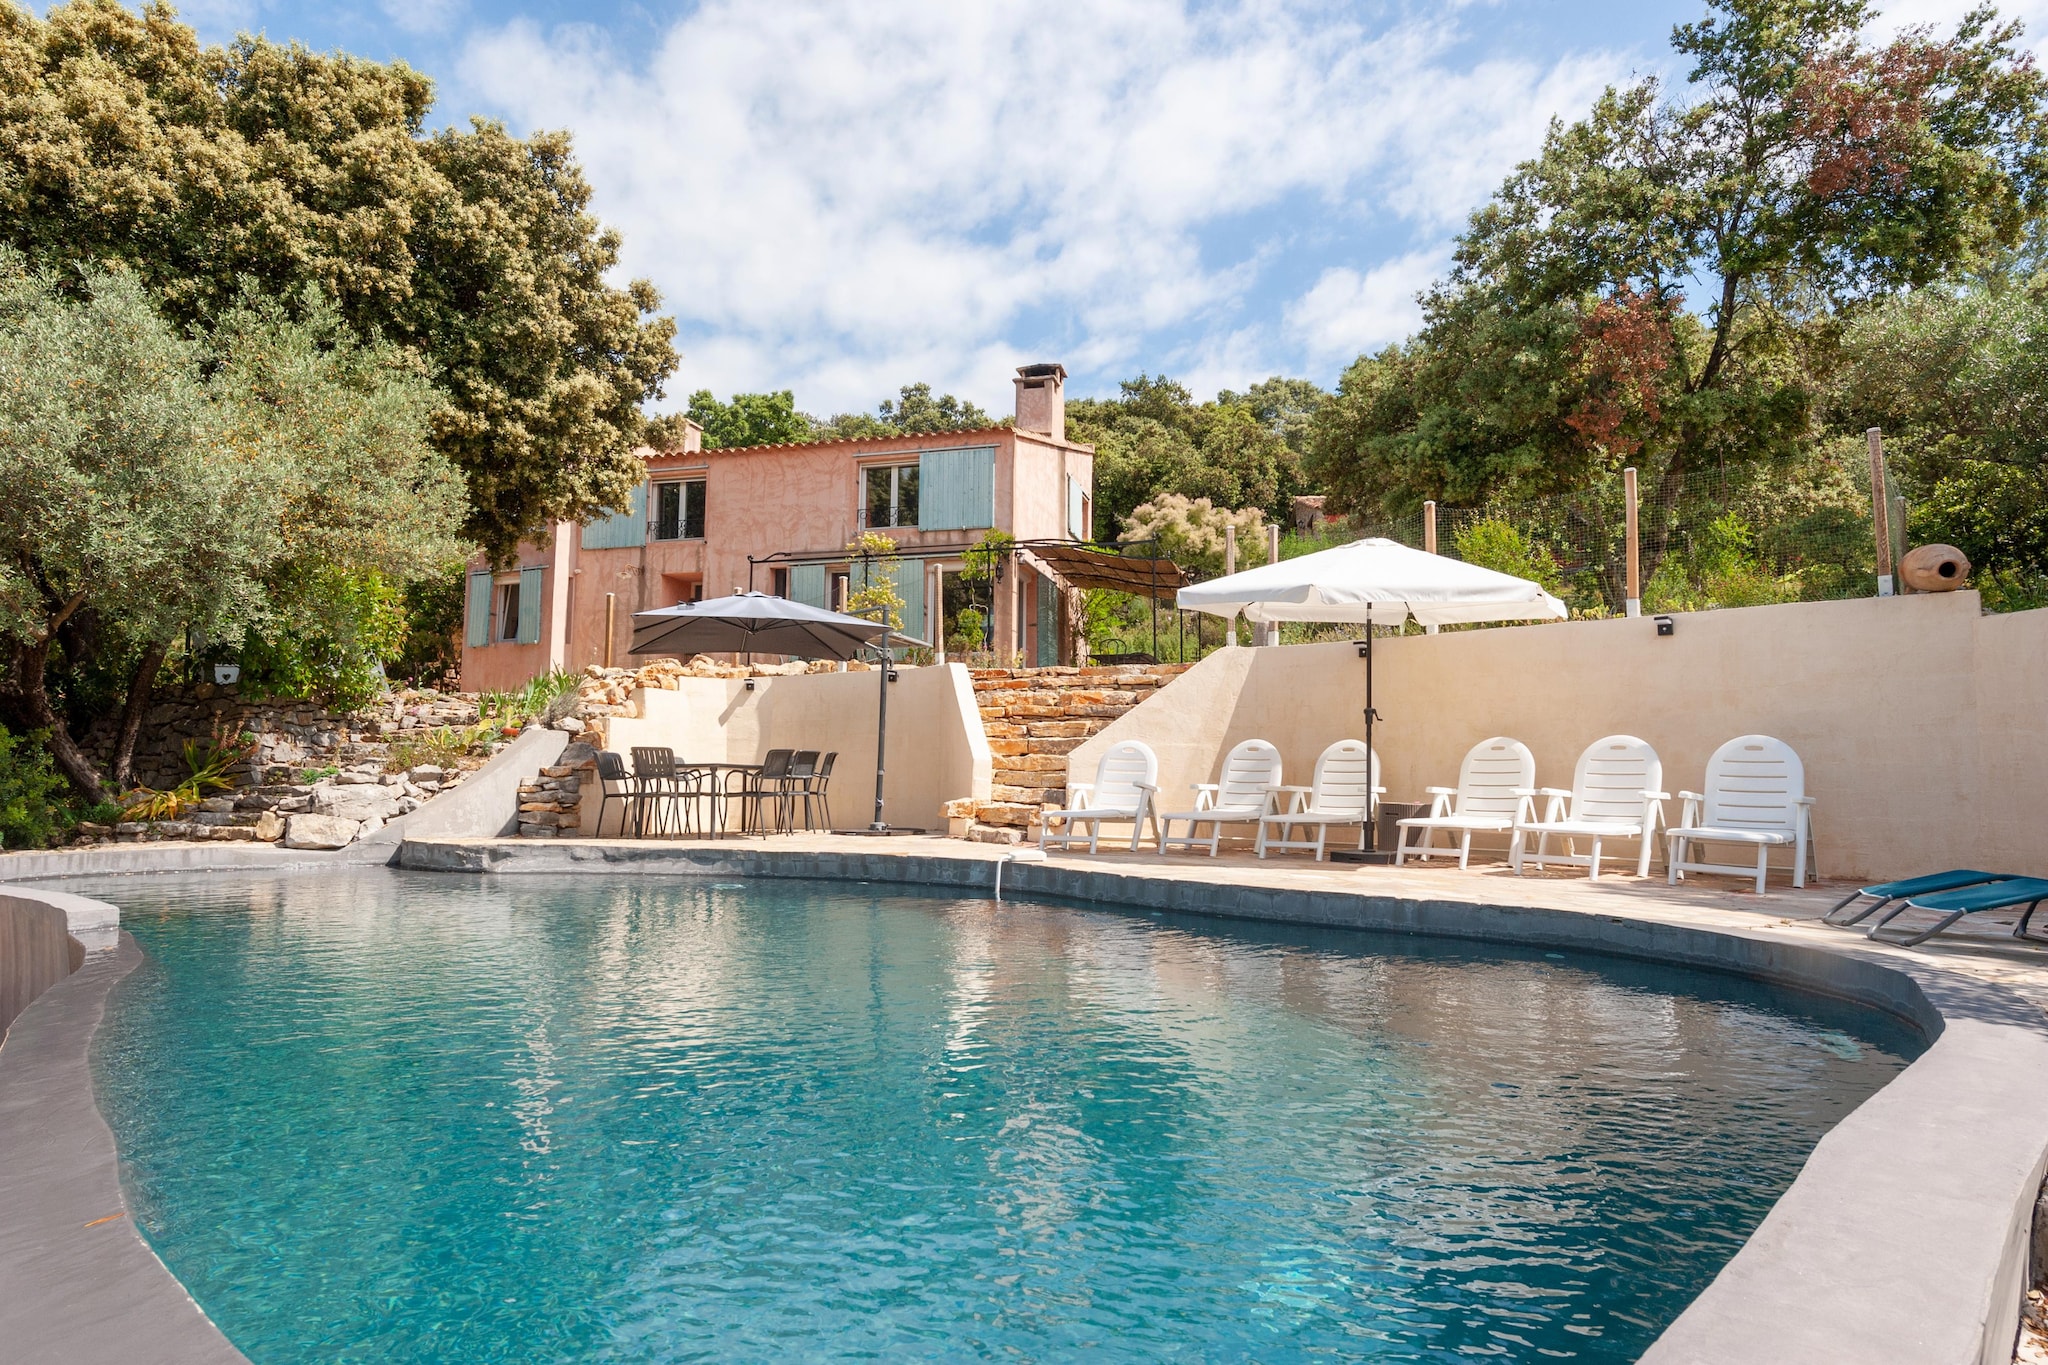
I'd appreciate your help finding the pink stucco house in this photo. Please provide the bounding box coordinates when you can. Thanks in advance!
[459,363,1095,691]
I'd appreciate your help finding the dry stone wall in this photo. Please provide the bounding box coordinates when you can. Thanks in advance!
[948,665,1190,843]
[69,687,490,849]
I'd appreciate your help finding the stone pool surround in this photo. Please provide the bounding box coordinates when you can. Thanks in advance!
[5,839,2048,1365]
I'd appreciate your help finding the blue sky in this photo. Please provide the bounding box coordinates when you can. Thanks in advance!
[152,0,2020,416]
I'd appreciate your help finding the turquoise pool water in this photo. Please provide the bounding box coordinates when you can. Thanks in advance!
[88,872,1919,1363]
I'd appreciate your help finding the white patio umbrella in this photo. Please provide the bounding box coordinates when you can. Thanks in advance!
[1177,538,1567,861]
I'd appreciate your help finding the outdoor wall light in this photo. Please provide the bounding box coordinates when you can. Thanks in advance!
[886,670,901,683]
[1655,615,1676,637]
[744,679,755,691]
[1356,641,1370,658]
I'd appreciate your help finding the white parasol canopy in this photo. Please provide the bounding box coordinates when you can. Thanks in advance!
[1176,537,1567,627]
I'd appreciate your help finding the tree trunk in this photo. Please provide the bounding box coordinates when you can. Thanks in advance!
[109,639,169,792]
[2,636,110,802]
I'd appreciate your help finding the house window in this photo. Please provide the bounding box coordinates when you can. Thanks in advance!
[863,463,919,528]
[654,479,707,540]
[771,567,789,597]
[496,582,521,642]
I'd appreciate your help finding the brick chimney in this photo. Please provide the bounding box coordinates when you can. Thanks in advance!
[1013,362,1067,441]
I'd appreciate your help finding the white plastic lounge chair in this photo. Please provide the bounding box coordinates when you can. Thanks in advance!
[1511,735,1666,880]
[1665,735,1813,893]
[1395,737,1537,869]
[1039,740,1161,853]
[1257,740,1383,861]
[1159,739,1283,856]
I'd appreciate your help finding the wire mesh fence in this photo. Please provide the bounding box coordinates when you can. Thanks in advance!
[1085,460,1894,661]
[1326,459,1885,619]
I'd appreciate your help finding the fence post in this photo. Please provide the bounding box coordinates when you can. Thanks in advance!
[604,592,616,669]
[1623,467,1642,618]
[1224,524,1239,647]
[1423,500,1440,634]
[1867,427,1895,597]
[1261,524,1280,646]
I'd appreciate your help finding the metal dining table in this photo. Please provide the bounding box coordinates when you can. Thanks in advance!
[678,762,762,837]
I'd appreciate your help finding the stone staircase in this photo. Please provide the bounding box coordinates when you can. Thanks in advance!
[949,664,1189,843]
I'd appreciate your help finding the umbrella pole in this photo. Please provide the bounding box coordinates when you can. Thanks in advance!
[1332,609,1394,864]
[1366,624,1378,852]
[870,641,890,830]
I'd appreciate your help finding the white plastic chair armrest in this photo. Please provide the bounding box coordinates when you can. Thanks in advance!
[1424,786,1456,796]
[1679,791,1705,802]
[1511,787,1540,797]
[1537,787,1573,799]
[1135,782,1159,793]
[1069,783,1095,809]
[1794,796,1816,806]
[1644,790,1671,801]
[1191,784,1219,811]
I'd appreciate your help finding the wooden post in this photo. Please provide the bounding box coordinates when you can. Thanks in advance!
[1224,524,1239,647]
[1868,428,1895,596]
[1623,467,1641,618]
[604,592,616,669]
[1262,524,1281,646]
[1422,500,1440,634]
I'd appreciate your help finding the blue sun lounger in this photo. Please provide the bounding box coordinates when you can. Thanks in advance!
[1823,870,2014,927]
[1864,877,2048,948]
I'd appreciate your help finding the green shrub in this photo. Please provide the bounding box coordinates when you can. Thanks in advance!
[0,725,70,849]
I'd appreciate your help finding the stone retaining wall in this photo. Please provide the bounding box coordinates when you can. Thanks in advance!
[81,686,478,793]
[947,664,1189,842]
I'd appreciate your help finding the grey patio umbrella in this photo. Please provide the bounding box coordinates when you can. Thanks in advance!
[628,592,913,832]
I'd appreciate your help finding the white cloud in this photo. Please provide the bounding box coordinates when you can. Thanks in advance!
[455,1,1627,412]
[380,0,466,38]
[1870,0,2048,39]
[1285,250,1449,364]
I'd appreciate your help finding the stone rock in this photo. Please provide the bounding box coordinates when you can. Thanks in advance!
[210,826,258,842]
[115,821,147,835]
[406,765,447,783]
[311,782,401,822]
[197,796,237,814]
[282,813,359,849]
[335,771,381,785]
[276,796,312,814]
[253,811,285,841]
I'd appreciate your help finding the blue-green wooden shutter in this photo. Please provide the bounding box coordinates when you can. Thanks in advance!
[582,483,646,549]
[516,567,544,644]
[466,571,492,648]
[1036,574,1058,666]
[1066,475,1085,539]
[891,558,925,644]
[917,446,995,530]
[790,564,827,608]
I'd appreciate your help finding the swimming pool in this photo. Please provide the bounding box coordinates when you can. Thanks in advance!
[87,871,1919,1362]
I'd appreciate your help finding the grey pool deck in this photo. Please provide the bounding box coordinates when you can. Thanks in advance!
[6,832,2048,1364]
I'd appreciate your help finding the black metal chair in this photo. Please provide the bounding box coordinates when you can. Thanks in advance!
[736,750,795,834]
[593,750,641,837]
[629,747,687,836]
[799,751,837,831]
[783,752,820,834]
